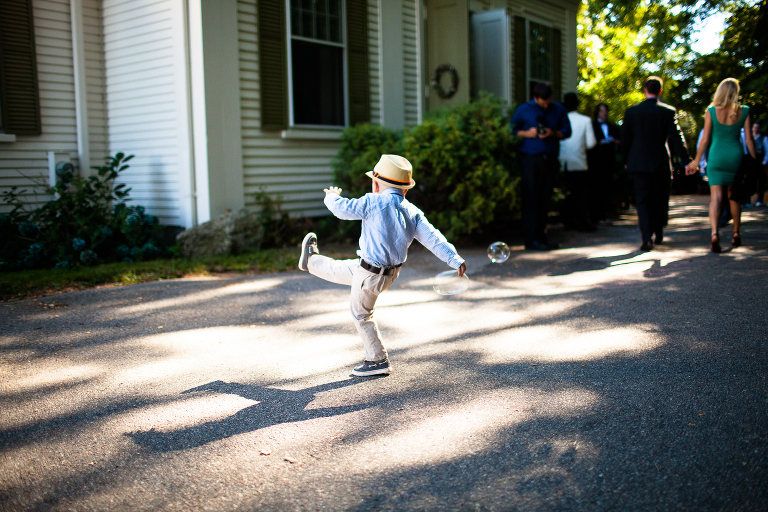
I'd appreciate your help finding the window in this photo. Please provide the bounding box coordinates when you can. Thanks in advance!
[513,16,561,106]
[287,0,346,127]
[527,21,551,99]
[258,0,368,131]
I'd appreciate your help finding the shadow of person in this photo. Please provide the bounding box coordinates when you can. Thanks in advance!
[128,377,374,452]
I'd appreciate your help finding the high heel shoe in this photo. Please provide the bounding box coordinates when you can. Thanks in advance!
[711,234,721,253]
[732,233,741,248]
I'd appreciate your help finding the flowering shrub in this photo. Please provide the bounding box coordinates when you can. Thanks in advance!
[0,153,162,271]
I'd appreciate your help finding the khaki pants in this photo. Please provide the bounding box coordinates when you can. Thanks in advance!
[308,255,399,362]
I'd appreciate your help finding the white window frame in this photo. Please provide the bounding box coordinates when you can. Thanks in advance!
[285,0,349,129]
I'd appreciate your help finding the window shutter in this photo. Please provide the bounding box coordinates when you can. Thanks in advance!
[346,0,369,126]
[513,16,526,108]
[258,0,287,130]
[552,28,562,103]
[0,0,41,135]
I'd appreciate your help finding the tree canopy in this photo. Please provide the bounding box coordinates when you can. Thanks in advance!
[577,0,767,131]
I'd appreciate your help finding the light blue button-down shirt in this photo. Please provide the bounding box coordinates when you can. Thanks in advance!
[324,188,464,269]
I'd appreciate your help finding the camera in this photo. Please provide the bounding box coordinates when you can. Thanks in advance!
[536,116,548,136]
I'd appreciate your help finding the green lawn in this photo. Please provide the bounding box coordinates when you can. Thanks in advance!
[0,246,356,301]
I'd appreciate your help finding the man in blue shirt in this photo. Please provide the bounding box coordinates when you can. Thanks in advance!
[511,83,572,250]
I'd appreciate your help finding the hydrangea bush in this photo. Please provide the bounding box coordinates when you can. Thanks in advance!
[0,153,162,271]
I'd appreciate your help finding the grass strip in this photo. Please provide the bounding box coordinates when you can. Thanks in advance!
[0,246,355,302]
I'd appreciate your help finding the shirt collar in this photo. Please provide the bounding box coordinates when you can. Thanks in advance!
[383,187,405,197]
[529,99,549,113]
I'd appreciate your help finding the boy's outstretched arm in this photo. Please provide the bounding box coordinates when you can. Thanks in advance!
[322,186,368,220]
[412,211,467,276]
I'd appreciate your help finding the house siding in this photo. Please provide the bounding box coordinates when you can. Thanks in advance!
[238,0,381,217]
[0,0,78,213]
[102,0,184,225]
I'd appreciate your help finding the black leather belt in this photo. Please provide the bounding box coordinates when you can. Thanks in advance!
[360,259,402,275]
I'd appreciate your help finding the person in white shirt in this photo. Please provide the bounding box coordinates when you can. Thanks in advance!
[559,92,598,231]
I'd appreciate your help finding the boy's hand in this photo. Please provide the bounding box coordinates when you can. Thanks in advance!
[457,262,467,277]
[324,186,342,197]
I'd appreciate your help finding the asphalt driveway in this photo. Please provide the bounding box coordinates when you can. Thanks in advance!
[1,195,767,511]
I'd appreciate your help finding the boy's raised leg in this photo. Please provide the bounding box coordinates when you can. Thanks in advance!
[307,255,358,286]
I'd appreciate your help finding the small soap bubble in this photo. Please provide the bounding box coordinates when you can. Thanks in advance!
[433,270,469,295]
[487,241,510,263]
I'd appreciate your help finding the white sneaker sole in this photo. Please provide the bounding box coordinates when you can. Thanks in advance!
[352,367,391,376]
[298,232,316,271]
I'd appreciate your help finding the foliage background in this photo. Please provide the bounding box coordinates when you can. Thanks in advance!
[577,0,767,141]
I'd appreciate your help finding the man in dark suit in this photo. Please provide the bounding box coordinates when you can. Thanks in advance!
[588,103,621,222]
[622,77,690,251]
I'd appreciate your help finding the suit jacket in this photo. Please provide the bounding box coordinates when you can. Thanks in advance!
[588,119,621,174]
[592,119,621,144]
[621,98,690,173]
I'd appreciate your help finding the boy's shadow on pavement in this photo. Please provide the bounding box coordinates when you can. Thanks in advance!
[128,378,374,452]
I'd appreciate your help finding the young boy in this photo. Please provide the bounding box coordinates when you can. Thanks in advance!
[298,154,467,376]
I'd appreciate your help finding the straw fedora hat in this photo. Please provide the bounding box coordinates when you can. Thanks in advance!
[365,154,415,190]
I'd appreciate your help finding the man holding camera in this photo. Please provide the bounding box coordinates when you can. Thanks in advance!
[511,83,572,250]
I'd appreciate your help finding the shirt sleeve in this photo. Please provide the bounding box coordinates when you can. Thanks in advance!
[324,193,369,220]
[761,136,768,165]
[412,208,464,269]
[511,106,527,136]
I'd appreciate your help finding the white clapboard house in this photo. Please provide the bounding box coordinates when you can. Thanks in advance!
[0,0,579,228]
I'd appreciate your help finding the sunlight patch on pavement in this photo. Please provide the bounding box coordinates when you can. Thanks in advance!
[111,278,285,316]
[0,364,102,428]
[471,325,663,363]
[2,364,101,393]
[345,388,599,469]
[112,393,259,432]
[109,326,361,387]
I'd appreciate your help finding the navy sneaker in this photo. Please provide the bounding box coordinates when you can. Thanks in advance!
[298,232,318,271]
[352,359,391,376]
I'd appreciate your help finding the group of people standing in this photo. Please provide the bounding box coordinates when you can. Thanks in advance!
[510,76,764,253]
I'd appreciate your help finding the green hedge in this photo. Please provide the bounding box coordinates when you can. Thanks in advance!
[332,94,519,242]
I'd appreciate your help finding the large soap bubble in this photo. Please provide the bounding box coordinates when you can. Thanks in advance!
[487,241,510,263]
[433,270,469,295]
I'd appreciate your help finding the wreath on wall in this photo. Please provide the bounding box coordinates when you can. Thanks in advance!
[431,64,459,99]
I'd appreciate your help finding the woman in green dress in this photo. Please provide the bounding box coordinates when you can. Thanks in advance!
[687,78,757,252]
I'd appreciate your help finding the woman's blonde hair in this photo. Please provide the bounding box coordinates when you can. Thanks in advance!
[712,78,741,112]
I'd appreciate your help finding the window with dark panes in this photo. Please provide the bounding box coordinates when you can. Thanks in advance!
[289,0,346,126]
[527,21,552,100]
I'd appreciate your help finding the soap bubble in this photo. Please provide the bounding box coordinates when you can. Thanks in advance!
[487,241,510,263]
[433,270,469,295]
